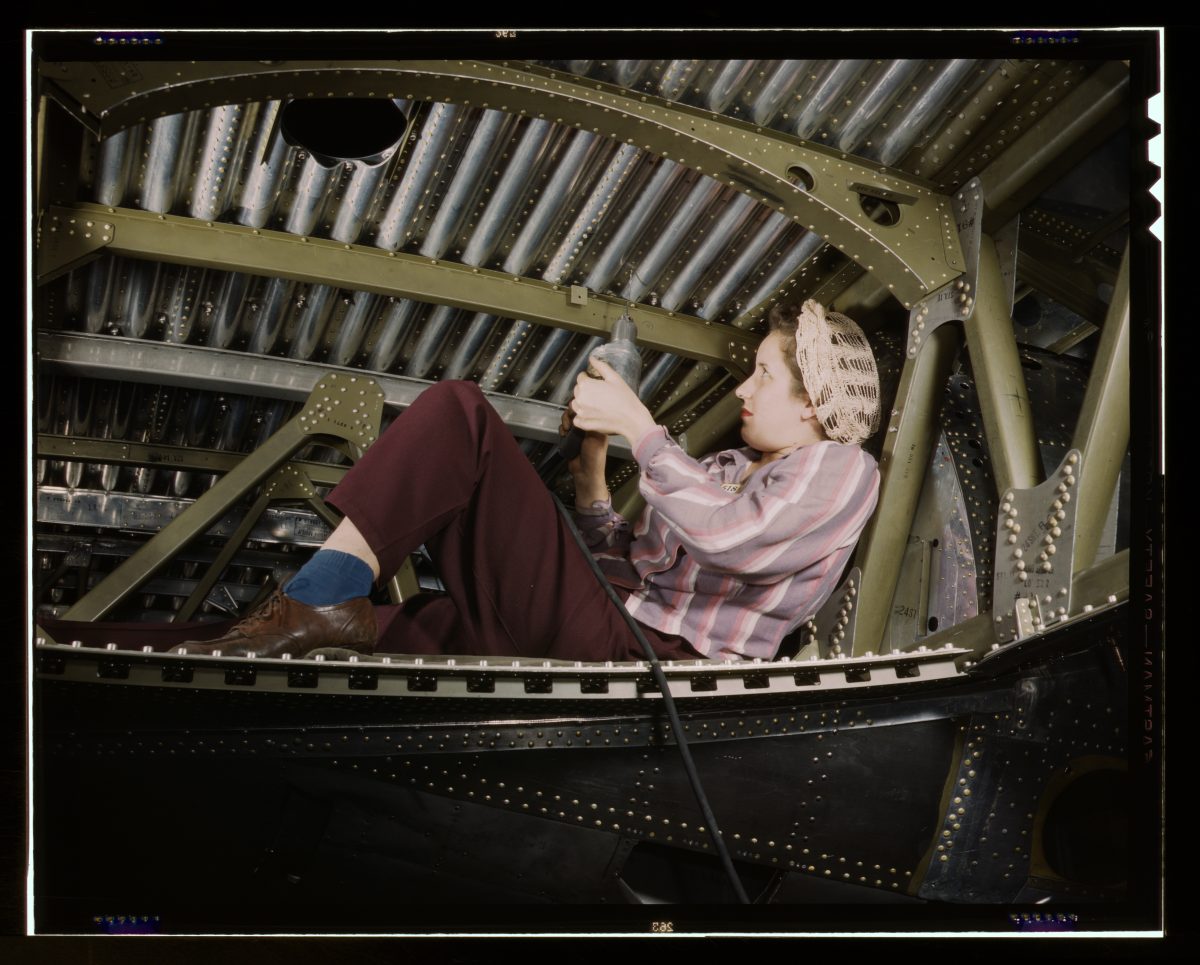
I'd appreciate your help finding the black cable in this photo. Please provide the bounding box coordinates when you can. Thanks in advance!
[552,494,752,905]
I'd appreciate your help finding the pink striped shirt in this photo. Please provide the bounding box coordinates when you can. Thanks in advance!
[575,426,880,661]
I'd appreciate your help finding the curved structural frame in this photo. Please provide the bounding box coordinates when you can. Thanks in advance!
[40,58,965,313]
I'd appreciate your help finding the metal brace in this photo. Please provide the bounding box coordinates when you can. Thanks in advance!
[903,177,984,359]
[795,566,863,660]
[294,372,385,459]
[992,449,1083,644]
[62,372,388,622]
[37,209,116,284]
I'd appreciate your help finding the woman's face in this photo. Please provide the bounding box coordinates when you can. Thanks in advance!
[735,331,820,459]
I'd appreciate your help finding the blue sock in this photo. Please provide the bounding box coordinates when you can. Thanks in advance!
[284,549,374,606]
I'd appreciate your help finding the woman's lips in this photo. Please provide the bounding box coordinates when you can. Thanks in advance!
[741,409,752,419]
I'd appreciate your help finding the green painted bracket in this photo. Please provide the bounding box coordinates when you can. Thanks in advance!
[795,567,863,661]
[37,208,116,284]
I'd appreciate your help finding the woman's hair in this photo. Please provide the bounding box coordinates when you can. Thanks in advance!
[769,299,882,445]
[767,303,809,399]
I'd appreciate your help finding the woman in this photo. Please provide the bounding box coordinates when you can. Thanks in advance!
[177,300,881,663]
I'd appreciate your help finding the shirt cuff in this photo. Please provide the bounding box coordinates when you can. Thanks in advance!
[632,424,672,465]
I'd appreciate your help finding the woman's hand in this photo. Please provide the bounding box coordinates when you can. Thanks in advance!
[560,405,610,496]
[570,358,657,444]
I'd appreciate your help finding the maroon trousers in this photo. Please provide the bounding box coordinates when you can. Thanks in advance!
[326,381,699,662]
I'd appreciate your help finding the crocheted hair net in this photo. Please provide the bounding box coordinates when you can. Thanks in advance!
[793,299,881,445]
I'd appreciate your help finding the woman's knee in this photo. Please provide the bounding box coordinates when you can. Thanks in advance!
[422,379,487,413]
[412,380,502,441]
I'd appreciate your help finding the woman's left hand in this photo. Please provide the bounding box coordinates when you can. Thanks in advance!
[570,359,657,444]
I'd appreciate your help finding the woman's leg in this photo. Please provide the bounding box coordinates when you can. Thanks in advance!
[325,380,636,659]
[181,380,695,661]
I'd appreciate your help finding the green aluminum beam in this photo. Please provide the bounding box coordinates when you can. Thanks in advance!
[1070,244,1130,573]
[1071,208,1130,259]
[37,433,353,488]
[1045,322,1101,356]
[978,61,1129,233]
[37,331,635,459]
[39,59,964,308]
[1017,233,1115,326]
[175,489,272,622]
[850,323,962,656]
[963,235,1042,496]
[913,549,1130,664]
[1070,548,1129,611]
[39,203,758,376]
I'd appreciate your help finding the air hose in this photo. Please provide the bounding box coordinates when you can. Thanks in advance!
[552,494,751,905]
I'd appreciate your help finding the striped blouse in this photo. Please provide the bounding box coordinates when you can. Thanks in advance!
[574,426,880,661]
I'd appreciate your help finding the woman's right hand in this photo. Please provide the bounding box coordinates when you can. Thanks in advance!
[562,404,610,503]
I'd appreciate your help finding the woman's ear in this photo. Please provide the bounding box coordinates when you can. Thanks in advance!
[798,392,818,422]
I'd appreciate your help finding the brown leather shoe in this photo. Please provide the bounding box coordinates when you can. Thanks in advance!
[174,590,376,659]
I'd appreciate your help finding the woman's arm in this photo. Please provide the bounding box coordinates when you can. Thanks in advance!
[562,395,632,555]
[567,358,880,579]
[635,429,880,582]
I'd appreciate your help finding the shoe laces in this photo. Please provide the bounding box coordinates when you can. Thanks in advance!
[235,590,286,634]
